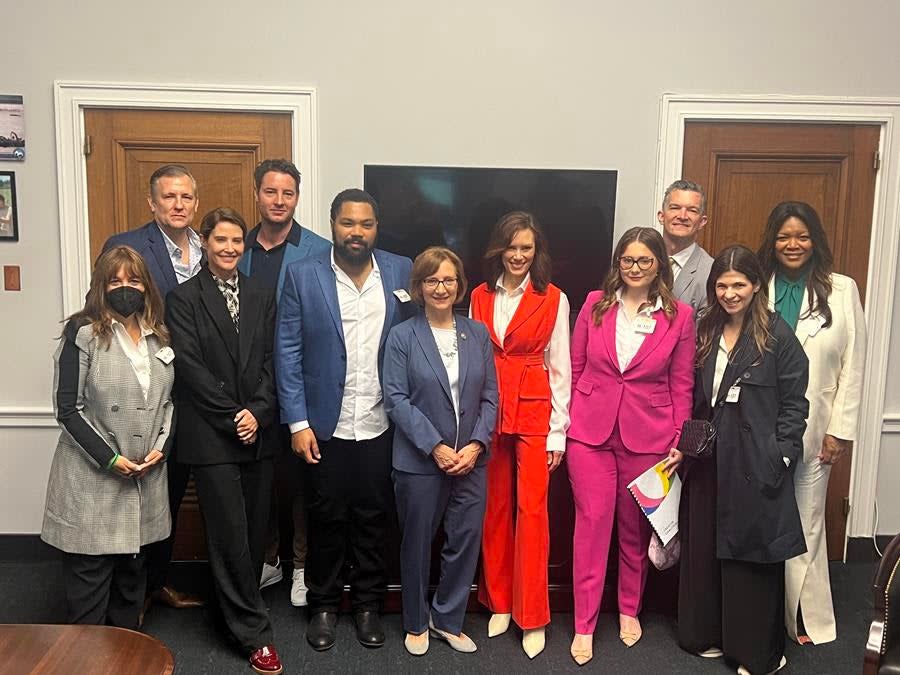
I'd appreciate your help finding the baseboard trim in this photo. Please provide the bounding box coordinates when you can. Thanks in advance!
[846,535,896,562]
[0,535,60,562]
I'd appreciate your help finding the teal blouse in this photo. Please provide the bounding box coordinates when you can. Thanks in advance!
[774,272,809,331]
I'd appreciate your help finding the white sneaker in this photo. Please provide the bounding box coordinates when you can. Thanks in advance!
[291,567,308,607]
[259,556,283,590]
[737,655,787,675]
[698,647,724,658]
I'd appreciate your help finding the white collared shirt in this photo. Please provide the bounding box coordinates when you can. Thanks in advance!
[669,242,697,282]
[111,319,154,401]
[478,274,572,452]
[331,250,388,441]
[711,335,729,405]
[614,288,663,372]
[157,224,203,284]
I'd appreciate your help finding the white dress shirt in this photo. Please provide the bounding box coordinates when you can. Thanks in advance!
[111,320,154,401]
[157,224,202,284]
[431,325,461,448]
[711,335,729,405]
[669,242,697,282]
[614,288,663,372]
[477,274,572,452]
[331,250,388,441]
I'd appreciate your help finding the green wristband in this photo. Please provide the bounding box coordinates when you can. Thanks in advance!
[106,451,120,470]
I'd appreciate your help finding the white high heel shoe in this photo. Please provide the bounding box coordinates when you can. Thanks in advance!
[487,613,511,638]
[522,627,545,658]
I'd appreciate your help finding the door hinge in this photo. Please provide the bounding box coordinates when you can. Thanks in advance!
[83,134,92,157]
[874,150,881,171]
[842,497,851,516]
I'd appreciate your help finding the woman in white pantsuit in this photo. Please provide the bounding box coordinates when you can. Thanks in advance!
[758,201,867,645]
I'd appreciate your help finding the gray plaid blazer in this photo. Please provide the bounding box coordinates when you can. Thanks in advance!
[41,321,175,555]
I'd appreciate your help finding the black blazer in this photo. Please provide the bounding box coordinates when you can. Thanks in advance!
[166,267,277,465]
[695,312,809,564]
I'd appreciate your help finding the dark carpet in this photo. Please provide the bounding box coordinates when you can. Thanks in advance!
[0,559,874,674]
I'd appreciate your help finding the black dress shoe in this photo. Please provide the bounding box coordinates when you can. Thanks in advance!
[307,611,338,651]
[354,610,385,648]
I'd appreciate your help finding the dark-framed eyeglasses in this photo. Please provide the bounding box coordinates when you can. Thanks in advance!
[618,256,655,271]
[423,277,459,290]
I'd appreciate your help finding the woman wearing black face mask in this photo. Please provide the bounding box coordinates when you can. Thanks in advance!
[41,245,175,630]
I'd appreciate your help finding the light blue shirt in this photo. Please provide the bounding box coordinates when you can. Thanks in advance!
[157,224,202,284]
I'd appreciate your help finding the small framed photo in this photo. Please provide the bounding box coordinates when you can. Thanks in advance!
[0,95,25,161]
[0,172,18,241]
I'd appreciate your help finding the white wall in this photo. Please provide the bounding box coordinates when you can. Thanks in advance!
[3,0,900,533]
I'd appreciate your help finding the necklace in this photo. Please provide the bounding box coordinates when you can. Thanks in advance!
[430,315,458,359]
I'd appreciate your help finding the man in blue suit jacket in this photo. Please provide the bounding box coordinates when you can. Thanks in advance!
[101,164,205,617]
[275,189,414,652]
[237,159,330,605]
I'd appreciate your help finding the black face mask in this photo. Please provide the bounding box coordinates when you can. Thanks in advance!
[108,286,145,318]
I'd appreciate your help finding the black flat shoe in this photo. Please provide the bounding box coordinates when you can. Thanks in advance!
[306,611,338,651]
[354,610,385,648]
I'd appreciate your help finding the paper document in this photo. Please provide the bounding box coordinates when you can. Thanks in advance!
[627,461,681,546]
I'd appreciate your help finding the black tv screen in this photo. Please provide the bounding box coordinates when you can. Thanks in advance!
[364,165,616,313]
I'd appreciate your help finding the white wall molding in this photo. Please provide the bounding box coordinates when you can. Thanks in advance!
[654,93,900,542]
[0,407,57,429]
[53,80,320,319]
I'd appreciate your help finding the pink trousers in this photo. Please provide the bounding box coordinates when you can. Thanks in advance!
[567,425,667,634]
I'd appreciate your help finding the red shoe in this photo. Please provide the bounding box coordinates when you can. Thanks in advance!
[249,645,283,674]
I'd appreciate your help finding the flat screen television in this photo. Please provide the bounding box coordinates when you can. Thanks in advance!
[364,165,617,312]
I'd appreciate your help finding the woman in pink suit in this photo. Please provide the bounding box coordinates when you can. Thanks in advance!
[567,226,695,665]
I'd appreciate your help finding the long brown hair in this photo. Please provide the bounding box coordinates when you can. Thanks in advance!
[66,246,169,348]
[757,200,833,328]
[483,211,552,293]
[591,227,676,325]
[696,245,771,366]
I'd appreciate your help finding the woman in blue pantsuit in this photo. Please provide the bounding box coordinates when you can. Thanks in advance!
[383,247,497,656]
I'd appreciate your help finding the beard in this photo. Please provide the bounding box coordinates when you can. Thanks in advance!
[334,236,374,265]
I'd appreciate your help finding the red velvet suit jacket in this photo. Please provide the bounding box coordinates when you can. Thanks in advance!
[567,290,695,454]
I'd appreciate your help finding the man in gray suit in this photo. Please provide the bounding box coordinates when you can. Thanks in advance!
[658,179,714,312]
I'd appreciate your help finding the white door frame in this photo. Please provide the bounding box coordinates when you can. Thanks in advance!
[653,93,900,549]
[53,80,320,318]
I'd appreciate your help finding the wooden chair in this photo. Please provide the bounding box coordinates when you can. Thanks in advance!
[865,532,900,675]
[0,624,174,675]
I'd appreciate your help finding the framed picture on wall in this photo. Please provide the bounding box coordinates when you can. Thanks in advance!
[0,95,25,161]
[0,171,19,241]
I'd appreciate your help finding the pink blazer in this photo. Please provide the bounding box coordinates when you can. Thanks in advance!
[567,290,695,454]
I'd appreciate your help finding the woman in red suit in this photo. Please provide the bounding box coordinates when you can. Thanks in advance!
[567,226,695,665]
[470,211,571,659]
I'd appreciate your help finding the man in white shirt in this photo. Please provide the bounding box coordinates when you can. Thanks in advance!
[101,165,205,619]
[275,189,414,652]
[658,179,714,311]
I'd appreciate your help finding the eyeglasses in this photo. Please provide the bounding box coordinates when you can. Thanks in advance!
[423,277,459,290]
[618,256,655,271]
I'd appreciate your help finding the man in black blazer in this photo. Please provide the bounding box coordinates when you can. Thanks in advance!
[166,207,283,674]
[101,164,204,615]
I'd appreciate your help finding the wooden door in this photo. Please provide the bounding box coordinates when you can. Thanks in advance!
[84,109,292,263]
[84,108,292,560]
[682,121,879,559]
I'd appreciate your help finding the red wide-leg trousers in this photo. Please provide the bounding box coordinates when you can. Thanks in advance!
[478,433,550,629]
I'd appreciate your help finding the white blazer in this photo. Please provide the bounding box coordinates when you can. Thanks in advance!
[768,272,866,461]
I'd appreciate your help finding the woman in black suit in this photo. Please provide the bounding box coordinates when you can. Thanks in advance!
[165,207,283,675]
[678,245,808,675]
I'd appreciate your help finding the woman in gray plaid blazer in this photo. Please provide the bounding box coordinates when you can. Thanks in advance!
[41,245,175,630]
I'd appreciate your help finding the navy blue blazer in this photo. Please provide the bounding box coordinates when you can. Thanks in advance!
[102,221,181,299]
[383,313,498,475]
[275,248,415,439]
[237,221,331,303]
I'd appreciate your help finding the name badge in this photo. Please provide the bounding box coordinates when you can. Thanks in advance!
[725,385,741,403]
[155,346,175,364]
[633,316,656,334]
[393,289,412,303]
